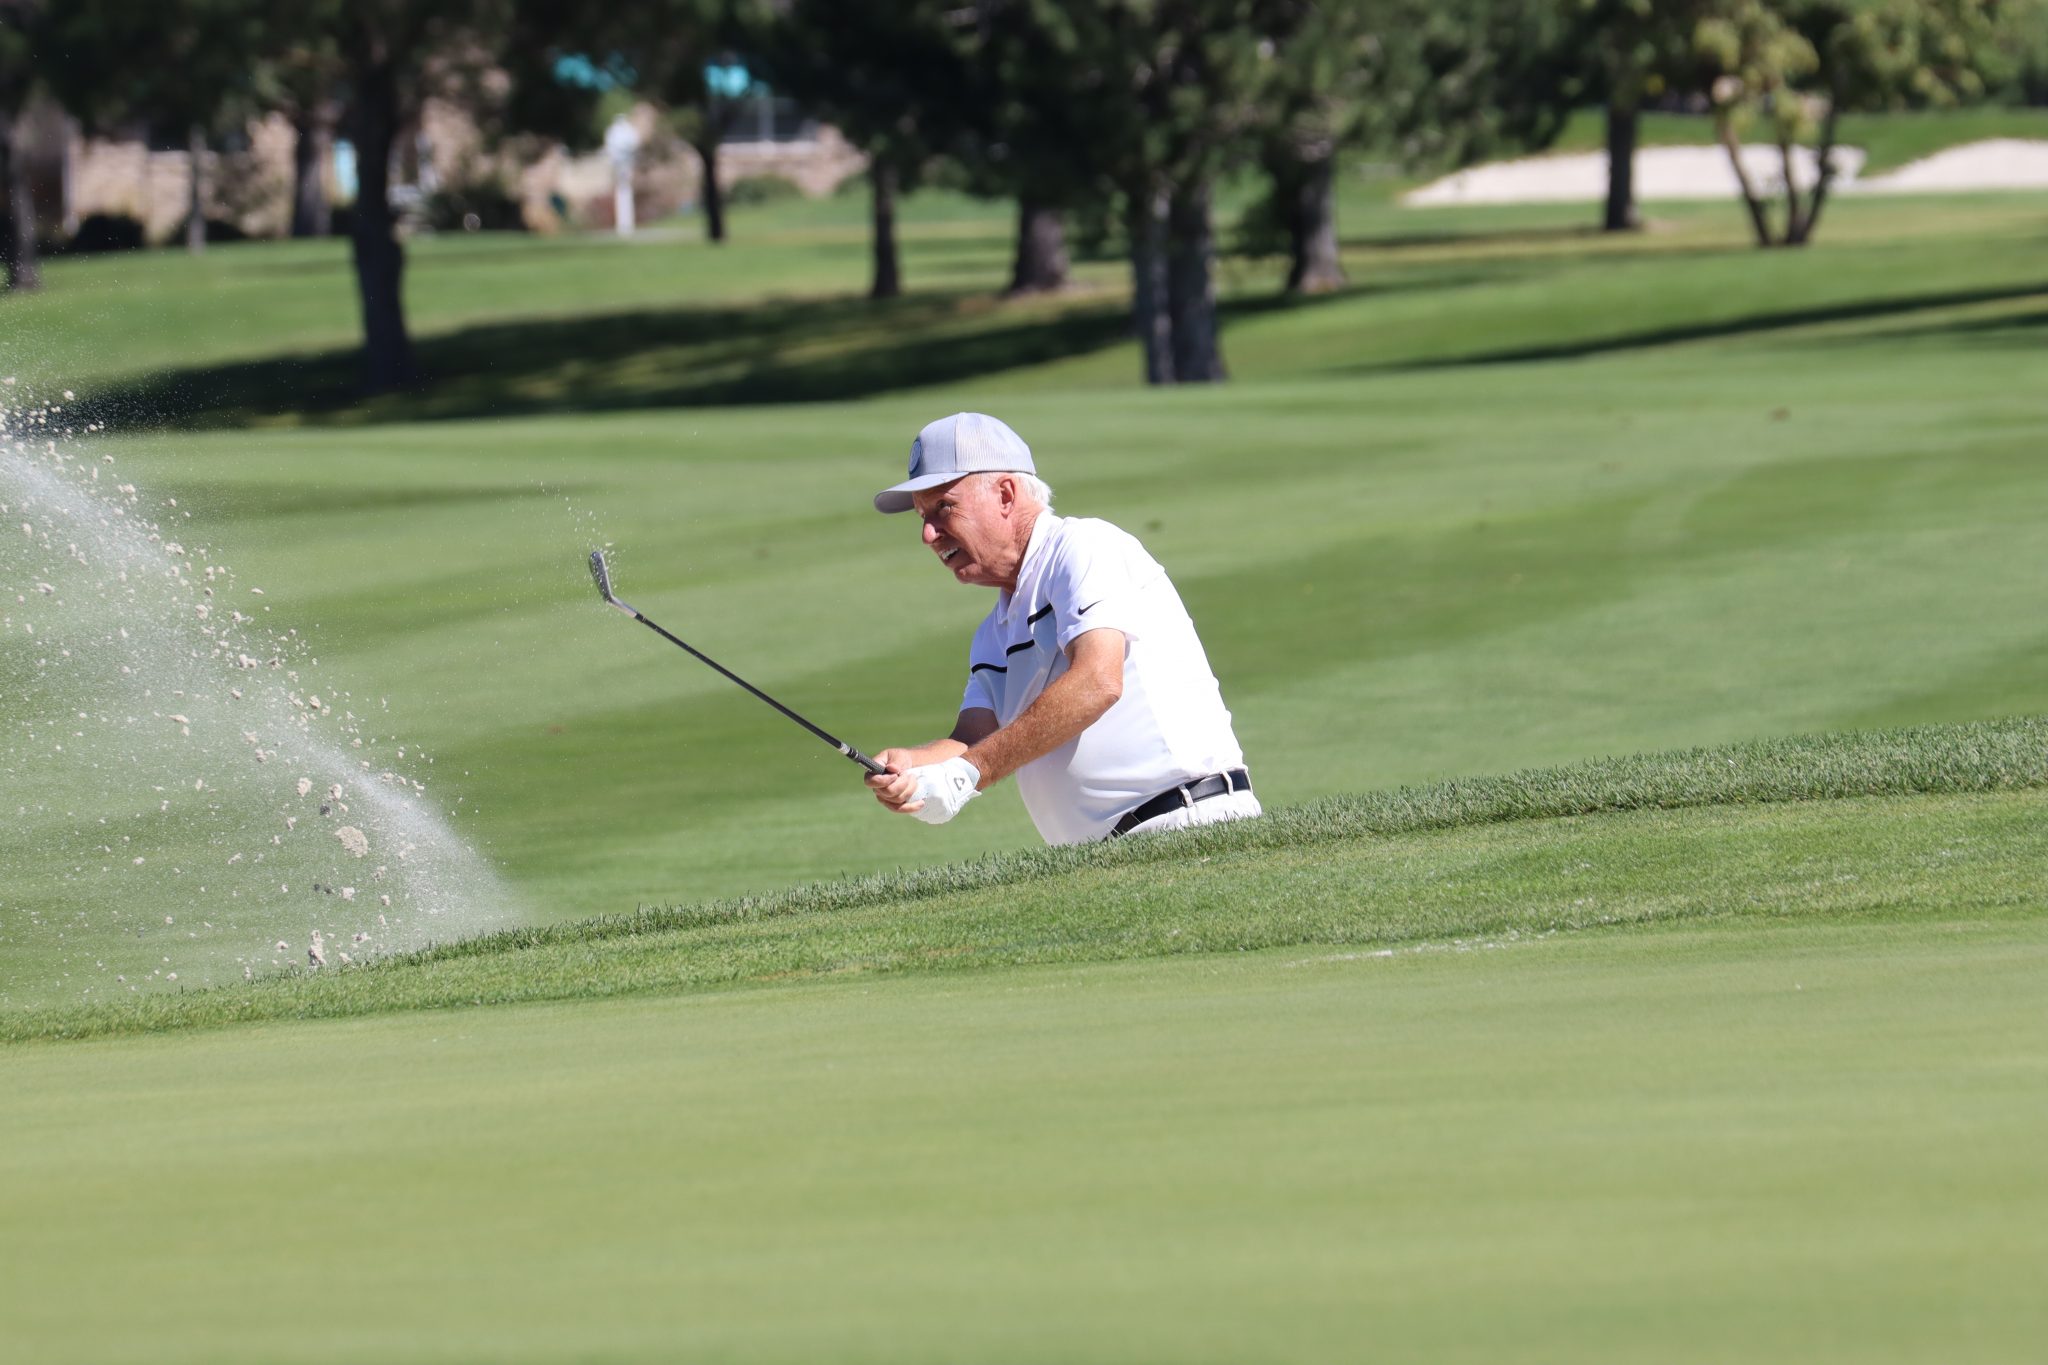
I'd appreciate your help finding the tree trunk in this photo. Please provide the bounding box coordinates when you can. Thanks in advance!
[0,114,41,293]
[1006,199,1068,295]
[1715,112,1776,247]
[868,160,899,300]
[696,137,726,243]
[1775,135,1804,247]
[346,54,418,392]
[1603,98,1641,232]
[1165,183,1225,384]
[185,124,208,254]
[290,111,331,238]
[1788,101,1841,247]
[1128,189,1173,385]
[1285,154,1345,294]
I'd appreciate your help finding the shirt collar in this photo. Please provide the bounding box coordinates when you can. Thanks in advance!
[996,510,1060,626]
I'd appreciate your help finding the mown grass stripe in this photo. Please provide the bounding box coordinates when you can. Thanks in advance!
[6,716,2042,1045]
[429,714,2048,946]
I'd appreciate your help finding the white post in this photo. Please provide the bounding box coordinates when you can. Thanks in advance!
[604,114,641,237]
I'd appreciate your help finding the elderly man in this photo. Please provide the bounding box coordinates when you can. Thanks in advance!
[866,412,1259,843]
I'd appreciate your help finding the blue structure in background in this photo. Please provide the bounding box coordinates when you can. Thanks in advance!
[333,140,357,200]
[552,52,639,91]
[705,61,752,99]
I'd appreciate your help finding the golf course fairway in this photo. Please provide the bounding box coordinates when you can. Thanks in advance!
[5,777,2046,1363]
[5,158,2046,1364]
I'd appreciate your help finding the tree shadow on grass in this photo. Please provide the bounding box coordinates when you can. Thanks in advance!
[1826,295,2048,348]
[80,290,1131,429]
[1351,282,2048,373]
[76,276,1448,431]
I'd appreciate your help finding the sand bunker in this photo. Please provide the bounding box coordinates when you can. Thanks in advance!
[1854,139,2048,193]
[1403,138,2048,206]
[0,384,511,1005]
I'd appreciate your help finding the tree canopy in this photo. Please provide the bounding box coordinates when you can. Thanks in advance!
[1697,0,2011,244]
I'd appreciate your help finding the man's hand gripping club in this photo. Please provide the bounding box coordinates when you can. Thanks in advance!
[866,629,1126,827]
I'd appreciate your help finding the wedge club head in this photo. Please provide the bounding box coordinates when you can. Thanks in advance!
[589,549,637,617]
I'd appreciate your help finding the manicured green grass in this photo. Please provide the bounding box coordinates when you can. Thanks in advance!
[4,134,2048,1363]
[5,901,2044,1364]
[11,717,2044,1041]
[5,188,2045,1004]
[5,171,2041,426]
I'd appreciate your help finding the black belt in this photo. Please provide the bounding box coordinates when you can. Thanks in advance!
[1108,769,1252,838]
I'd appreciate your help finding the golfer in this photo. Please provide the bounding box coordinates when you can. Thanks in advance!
[867,412,1259,843]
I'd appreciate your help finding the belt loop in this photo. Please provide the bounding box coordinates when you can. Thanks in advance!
[1178,781,1196,810]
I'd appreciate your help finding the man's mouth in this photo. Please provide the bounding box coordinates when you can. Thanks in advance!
[940,547,962,564]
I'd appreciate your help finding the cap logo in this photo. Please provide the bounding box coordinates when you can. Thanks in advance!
[908,437,924,477]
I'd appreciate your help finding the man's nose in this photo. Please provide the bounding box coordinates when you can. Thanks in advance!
[922,521,940,546]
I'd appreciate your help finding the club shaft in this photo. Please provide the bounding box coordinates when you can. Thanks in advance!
[630,612,887,776]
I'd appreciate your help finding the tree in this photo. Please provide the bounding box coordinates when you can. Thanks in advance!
[501,3,773,245]
[1086,2,1282,382]
[0,0,46,291]
[947,2,1312,384]
[1253,3,1385,295]
[753,3,1086,304]
[257,31,347,238]
[1695,0,2008,246]
[761,2,968,300]
[52,1,273,255]
[1582,0,1699,231]
[677,47,753,245]
[1245,1,1596,296]
[936,1,1088,296]
[264,0,520,391]
[1405,0,1668,235]
[1251,0,1494,295]
[44,1,508,386]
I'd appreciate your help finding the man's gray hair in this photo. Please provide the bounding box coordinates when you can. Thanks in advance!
[980,469,1054,512]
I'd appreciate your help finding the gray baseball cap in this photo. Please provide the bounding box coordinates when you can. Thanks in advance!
[873,412,1036,514]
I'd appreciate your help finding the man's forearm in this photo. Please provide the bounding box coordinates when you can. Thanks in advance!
[963,666,1119,789]
[896,737,969,768]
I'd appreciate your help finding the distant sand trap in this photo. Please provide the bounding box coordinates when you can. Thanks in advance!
[1404,144,1861,206]
[1403,139,2048,206]
[1851,139,2048,193]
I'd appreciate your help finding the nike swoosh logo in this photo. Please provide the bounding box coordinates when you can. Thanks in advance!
[1077,600,1103,616]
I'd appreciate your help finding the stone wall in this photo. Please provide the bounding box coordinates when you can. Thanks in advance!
[59,99,867,244]
[517,109,866,231]
[68,114,297,243]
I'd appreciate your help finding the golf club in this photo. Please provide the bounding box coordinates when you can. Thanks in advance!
[588,549,888,777]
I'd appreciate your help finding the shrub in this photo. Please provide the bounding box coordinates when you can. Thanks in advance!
[423,181,526,233]
[172,215,249,245]
[68,213,147,254]
[725,174,804,207]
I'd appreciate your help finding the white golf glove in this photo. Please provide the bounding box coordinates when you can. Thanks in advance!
[908,756,982,825]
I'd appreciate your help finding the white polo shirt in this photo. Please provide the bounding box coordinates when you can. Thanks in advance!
[959,512,1247,844]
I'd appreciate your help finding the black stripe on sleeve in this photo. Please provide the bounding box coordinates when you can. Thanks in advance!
[970,662,1008,675]
[1004,639,1037,657]
[1027,603,1054,624]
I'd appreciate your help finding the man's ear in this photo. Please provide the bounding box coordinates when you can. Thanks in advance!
[996,473,1019,512]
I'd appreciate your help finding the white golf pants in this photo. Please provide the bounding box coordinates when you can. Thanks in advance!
[1118,789,1263,839]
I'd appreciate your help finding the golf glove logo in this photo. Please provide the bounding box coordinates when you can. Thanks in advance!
[910,756,981,825]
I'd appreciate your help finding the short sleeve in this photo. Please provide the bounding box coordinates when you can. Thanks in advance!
[961,669,995,714]
[1046,520,1163,649]
[959,613,1003,713]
